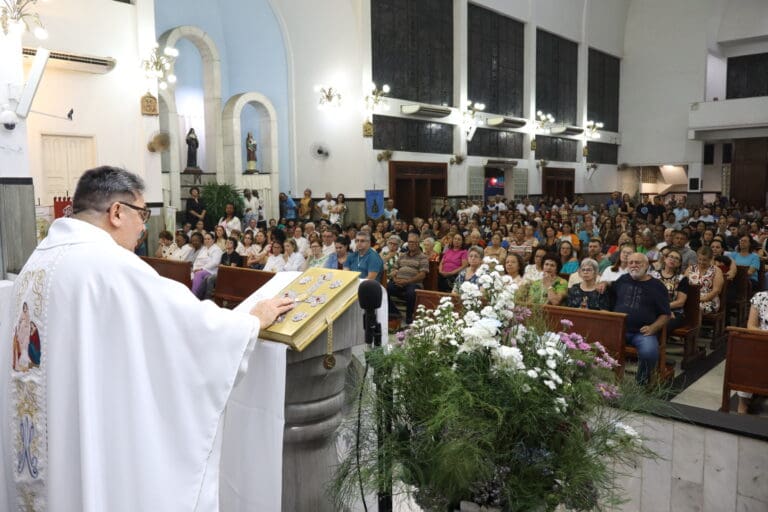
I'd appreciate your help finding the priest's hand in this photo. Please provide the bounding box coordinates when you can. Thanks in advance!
[250,297,295,328]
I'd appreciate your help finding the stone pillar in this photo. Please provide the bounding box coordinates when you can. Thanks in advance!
[0,178,37,278]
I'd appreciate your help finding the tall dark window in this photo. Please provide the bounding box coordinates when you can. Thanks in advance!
[467,4,524,116]
[587,48,620,132]
[536,30,577,125]
[536,136,577,162]
[373,115,453,154]
[467,129,523,158]
[372,0,453,106]
[727,53,768,99]
[587,141,618,165]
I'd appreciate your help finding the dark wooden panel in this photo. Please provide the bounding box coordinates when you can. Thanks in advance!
[467,128,523,158]
[536,135,578,162]
[731,138,768,208]
[373,115,454,154]
[467,4,524,116]
[389,161,447,221]
[727,53,768,99]
[587,141,619,165]
[536,29,578,125]
[372,0,453,105]
[704,144,715,165]
[587,48,620,132]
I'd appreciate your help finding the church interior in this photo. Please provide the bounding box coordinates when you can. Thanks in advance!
[1,0,768,510]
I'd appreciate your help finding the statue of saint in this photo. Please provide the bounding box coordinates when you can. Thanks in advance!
[246,132,257,172]
[186,128,199,170]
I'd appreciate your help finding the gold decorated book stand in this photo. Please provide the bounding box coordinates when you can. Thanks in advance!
[260,268,361,355]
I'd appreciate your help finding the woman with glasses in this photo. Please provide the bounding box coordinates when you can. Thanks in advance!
[650,249,689,330]
[566,258,610,310]
[306,241,329,268]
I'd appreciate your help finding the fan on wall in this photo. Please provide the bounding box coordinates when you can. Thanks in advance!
[310,142,330,160]
[147,131,171,153]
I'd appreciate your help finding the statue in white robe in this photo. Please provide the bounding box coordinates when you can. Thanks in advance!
[0,166,293,512]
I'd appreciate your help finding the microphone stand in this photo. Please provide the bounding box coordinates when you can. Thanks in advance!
[363,304,392,512]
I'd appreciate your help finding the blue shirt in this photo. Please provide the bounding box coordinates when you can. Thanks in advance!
[347,249,384,281]
[282,197,297,220]
[324,253,348,271]
[727,251,761,282]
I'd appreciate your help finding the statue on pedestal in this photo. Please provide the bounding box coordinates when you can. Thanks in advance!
[184,128,201,173]
[245,132,258,174]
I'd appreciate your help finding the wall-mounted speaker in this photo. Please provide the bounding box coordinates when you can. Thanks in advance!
[689,178,700,191]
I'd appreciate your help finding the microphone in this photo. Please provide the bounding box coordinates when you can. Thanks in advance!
[358,280,382,346]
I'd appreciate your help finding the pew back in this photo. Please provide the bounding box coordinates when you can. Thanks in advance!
[721,326,768,412]
[414,289,462,314]
[212,266,275,308]
[140,257,192,289]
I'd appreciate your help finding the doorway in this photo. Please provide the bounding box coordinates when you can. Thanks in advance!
[542,167,575,201]
[388,161,447,221]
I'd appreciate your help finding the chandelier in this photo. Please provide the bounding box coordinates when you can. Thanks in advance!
[142,43,179,90]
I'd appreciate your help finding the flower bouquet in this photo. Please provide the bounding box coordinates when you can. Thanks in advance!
[334,258,654,511]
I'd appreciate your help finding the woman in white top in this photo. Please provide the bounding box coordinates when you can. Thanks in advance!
[263,241,286,272]
[600,243,634,283]
[191,232,223,299]
[523,247,547,282]
[282,238,307,271]
[329,193,347,226]
[217,202,242,236]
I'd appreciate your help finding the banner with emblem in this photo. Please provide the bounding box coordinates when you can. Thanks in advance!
[365,190,384,219]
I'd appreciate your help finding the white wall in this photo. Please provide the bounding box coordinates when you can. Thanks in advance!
[20,0,161,203]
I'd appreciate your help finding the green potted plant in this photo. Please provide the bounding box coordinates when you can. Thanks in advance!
[334,258,655,511]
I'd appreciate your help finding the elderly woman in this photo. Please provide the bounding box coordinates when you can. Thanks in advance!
[306,240,329,268]
[650,249,690,331]
[282,238,306,271]
[438,233,468,292]
[484,233,507,265]
[422,236,440,262]
[685,246,724,315]
[519,253,567,305]
[566,258,610,310]
[381,235,403,282]
[503,253,525,286]
[154,230,179,259]
[191,232,223,299]
[452,245,485,294]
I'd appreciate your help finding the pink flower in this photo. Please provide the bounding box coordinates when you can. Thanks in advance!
[560,319,574,329]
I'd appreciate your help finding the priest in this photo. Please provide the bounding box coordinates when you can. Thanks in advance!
[0,166,294,511]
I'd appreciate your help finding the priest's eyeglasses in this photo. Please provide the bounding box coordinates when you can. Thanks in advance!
[113,201,151,222]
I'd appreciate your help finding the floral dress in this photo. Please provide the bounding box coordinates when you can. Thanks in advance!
[687,264,719,314]
[751,291,768,330]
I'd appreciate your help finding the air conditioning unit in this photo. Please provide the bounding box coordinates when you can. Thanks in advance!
[483,159,518,168]
[550,125,584,136]
[23,47,116,74]
[400,104,452,118]
[486,116,527,129]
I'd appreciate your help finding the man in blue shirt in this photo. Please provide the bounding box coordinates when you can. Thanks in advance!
[347,231,383,281]
[279,192,297,220]
[611,253,671,385]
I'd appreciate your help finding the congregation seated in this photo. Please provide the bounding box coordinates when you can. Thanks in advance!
[438,233,468,292]
[325,235,350,271]
[503,253,525,286]
[387,232,429,325]
[600,243,634,283]
[684,246,724,315]
[558,240,579,275]
[484,233,507,265]
[452,245,484,294]
[306,240,329,268]
[191,232,223,299]
[155,230,179,259]
[220,236,243,268]
[347,231,383,281]
[169,232,195,262]
[263,241,286,272]
[518,253,567,306]
[282,238,306,271]
[727,234,761,288]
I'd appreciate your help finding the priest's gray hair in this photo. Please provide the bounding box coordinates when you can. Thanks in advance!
[73,166,145,214]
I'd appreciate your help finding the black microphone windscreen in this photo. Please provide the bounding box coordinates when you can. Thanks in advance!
[358,279,382,310]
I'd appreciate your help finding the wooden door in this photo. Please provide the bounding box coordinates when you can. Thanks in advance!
[388,162,447,222]
[542,167,575,202]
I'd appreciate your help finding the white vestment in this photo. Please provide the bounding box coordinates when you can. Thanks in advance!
[0,218,266,512]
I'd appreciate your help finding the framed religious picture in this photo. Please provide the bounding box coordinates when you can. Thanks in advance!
[141,92,159,116]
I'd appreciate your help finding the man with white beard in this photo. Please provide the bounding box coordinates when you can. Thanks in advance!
[610,253,670,385]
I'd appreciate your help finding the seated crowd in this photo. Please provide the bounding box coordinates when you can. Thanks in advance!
[157,189,767,393]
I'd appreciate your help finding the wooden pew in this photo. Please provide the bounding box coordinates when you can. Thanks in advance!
[424,260,439,291]
[140,256,192,289]
[212,266,275,308]
[703,277,729,348]
[669,283,702,369]
[414,289,462,314]
[542,305,627,379]
[721,326,768,413]
[726,266,752,327]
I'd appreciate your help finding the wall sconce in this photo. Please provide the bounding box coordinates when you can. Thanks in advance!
[536,159,549,170]
[585,120,604,139]
[314,84,342,110]
[376,149,393,162]
[586,162,598,180]
[450,154,465,165]
[363,82,390,137]
[1,0,48,39]
[462,100,485,141]
[142,43,179,90]
[536,111,555,133]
